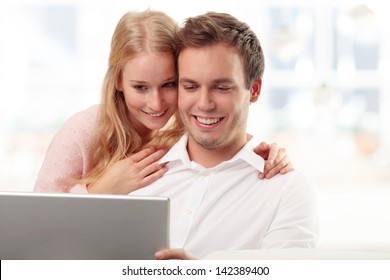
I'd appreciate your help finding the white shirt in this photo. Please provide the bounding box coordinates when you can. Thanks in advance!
[132,134,318,258]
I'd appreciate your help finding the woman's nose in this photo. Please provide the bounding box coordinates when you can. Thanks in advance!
[148,90,164,111]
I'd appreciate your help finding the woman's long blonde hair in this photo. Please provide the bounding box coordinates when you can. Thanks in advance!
[80,10,184,186]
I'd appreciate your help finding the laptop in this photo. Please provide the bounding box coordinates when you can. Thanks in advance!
[0,191,170,260]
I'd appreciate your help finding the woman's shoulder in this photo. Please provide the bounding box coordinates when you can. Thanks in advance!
[54,105,100,144]
[68,104,100,124]
[63,105,100,130]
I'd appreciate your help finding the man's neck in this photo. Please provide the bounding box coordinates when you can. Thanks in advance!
[186,135,248,168]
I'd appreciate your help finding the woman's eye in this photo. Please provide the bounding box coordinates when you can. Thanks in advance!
[163,81,177,88]
[133,85,147,91]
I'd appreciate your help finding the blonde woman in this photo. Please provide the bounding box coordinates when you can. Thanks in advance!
[34,10,292,194]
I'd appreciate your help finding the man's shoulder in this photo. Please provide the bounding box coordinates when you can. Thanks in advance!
[258,168,312,189]
[282,169,308,180]
[271,169,316,197]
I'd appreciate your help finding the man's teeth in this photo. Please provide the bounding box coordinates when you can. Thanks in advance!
[196,117,221,125]
[148,111,165,117]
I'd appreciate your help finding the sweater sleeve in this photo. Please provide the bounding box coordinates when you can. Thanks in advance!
[33,106,99,193]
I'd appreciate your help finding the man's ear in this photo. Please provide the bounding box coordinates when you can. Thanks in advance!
[250,79,262,103]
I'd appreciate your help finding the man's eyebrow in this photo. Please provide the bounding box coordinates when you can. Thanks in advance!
[179,78,196,83]
[179,78,235,84]
[213,78,235,84]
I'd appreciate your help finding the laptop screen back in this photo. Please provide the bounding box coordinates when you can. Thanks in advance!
[0,191,169,260]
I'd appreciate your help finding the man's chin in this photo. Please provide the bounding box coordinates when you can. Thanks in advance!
[190,134,223,149]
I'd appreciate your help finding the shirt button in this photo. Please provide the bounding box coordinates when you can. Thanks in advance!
[184,209,192,215]
[202,171,209,177]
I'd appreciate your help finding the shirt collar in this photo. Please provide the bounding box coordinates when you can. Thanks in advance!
[225,136,265,172]
[159,133,265,172]
[159,133,190,165]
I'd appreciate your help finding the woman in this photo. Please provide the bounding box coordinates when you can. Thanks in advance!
[34,10,292,194]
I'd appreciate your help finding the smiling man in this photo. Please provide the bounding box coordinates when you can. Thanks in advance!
[132,12,318,259]
[178,43,261,168]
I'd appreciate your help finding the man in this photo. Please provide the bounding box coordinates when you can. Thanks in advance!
[132,12,318,259]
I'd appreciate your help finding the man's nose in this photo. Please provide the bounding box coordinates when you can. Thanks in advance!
[197,89,215,111]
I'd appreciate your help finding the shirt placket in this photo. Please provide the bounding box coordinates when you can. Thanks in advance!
[174,165,211,248]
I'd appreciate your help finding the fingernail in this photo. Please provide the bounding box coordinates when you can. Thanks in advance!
[155,252,163,259]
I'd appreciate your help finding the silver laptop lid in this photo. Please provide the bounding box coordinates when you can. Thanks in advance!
[0,191,169,260]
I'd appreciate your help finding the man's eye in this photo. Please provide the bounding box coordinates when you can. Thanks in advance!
[217,86,231,92]
[182,84,196,91]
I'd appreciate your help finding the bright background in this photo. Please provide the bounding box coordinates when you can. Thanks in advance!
[0,0,389,253]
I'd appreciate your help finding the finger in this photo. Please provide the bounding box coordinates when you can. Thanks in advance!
[267,143,281,165]
[258,171,265,179]
[129,147,156,162]
[262,155,286,177]
[137,149,168,167]
[129,165,169,192]
[273,147,287,164]
[155,249,196,260]
[142,165,169,186]
[264,156,289,179]
[280,162,294,174]
[139,161,168,181]
[263,153,287,174]
[263,166,277,179]
[253,142,269,156]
